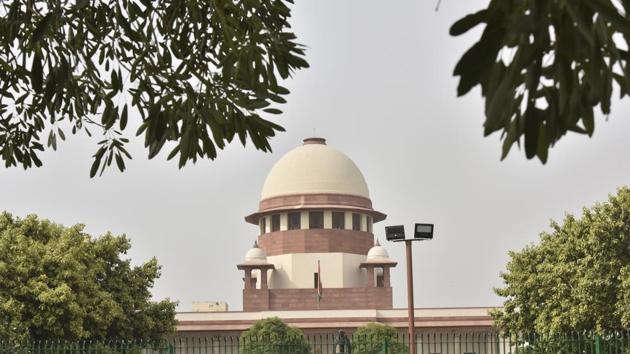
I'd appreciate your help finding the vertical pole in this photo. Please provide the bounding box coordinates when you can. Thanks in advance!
[595,334,601,354]
[405,240,416,354]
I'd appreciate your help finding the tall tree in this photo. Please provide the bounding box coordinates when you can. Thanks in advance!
[452,0,630,163]
[492,187,630,334]
[0,0,307,176]
[0,212,176,342]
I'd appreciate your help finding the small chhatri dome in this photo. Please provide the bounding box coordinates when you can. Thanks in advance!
[367,239,389,260]
[244,241,267,262]
[260,137,370,200]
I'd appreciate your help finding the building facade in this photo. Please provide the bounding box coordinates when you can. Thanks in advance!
[238,137,397,311]
[175,137,494,335]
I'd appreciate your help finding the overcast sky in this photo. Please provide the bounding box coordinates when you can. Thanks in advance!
[2,0,630,311]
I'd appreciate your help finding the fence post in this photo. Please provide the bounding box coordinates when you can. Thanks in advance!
[595,334,601,354]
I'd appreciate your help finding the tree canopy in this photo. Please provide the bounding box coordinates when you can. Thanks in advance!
[239,317,309,354]
[5,0,629,173]
[452,0,630,163]
[0,212,176,342]
[351,323,407,354]
[492,187,630,334]
[0,0,307,176]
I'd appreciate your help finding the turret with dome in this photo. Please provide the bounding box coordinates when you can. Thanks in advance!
[237,137,396,311]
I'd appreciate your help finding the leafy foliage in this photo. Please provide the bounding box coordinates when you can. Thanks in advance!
[492,187,630,333]
[0,212,176,342]
[451,0,630,163]
[239,317,310,354]
[509,333,630,354]
[351,323,407,354]
[0,0,308,176]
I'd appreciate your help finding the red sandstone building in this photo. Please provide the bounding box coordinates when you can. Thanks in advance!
[176,138,494,335]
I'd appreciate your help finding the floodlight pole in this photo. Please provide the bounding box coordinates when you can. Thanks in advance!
[405,239,416,354]
[386,223,432,354]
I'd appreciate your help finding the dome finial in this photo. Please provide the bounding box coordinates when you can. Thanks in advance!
[253,240,259,248]
[303,137,326,145]
[375,238,380,247]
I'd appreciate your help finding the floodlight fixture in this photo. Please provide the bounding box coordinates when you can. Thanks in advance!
[414,223,434,240]
[385,225,405,242]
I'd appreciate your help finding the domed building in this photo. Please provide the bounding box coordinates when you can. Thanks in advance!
[176,137,494,336]
[237,137,397,311]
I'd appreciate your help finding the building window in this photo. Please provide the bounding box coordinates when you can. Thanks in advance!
[367,216,372,233]
[332,212,345,229]
[288,212,301,230]
[309,211,324,229]
[352,213,362,231]
[271,214,280,232]
[260,218,266,234]
[377,274,384,288]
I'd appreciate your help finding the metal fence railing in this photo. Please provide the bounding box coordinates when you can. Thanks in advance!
[1,331,629,354]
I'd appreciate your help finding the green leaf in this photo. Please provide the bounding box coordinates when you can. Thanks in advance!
[31,53,43,93]
[111,70,119,92]
[102,102,114,128]
[263,108,282,115]
[246,99,270,110]
[89,149,104,178]
[30,151,42,167]
[453,22,504,96]
[524,107,540,159]
[115,153,125,172]
[450,9,488,36]
[31,13,54,44]
[583,106,595,136]
[120,104,128,130]
[536,122,548,163]
[501,117,520,160]
[484,78,515,135]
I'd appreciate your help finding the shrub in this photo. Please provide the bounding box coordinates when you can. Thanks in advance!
[240,317,310,354]
[351,323,407,354]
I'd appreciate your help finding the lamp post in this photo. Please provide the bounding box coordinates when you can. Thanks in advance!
[385,223,434,354]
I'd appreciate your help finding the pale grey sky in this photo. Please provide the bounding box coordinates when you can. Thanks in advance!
[2,0,630,311]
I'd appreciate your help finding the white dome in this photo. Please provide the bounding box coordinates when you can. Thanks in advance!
[260,138,370,200]
[367,240,389,260]
[245,245,267,262]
